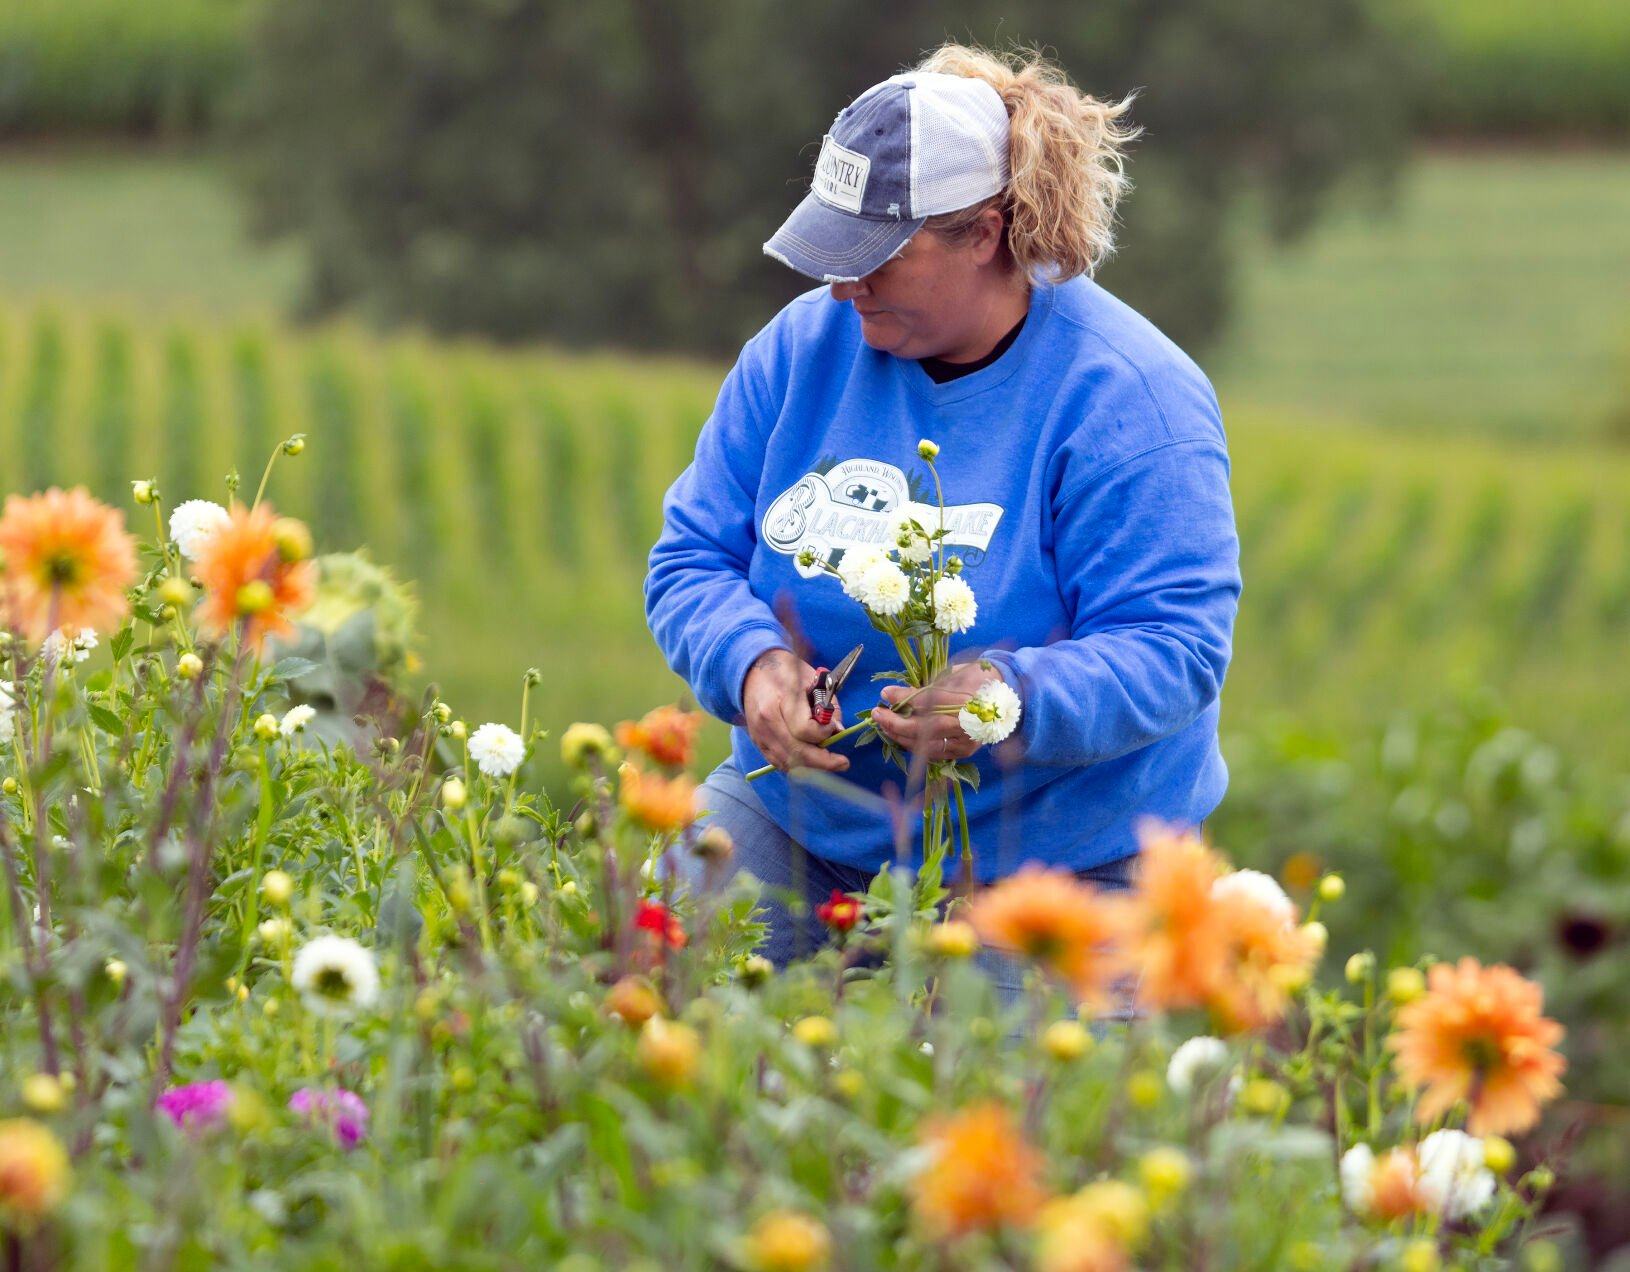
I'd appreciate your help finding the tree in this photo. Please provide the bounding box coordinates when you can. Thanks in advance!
[231,0,1419,357]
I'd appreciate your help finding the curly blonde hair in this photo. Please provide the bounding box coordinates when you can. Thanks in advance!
[913,43,1143,280]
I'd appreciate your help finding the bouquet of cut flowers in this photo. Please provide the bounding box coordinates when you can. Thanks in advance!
[747,439,1021,884]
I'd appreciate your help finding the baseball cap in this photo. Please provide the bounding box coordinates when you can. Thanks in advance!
[763,71,1011,283]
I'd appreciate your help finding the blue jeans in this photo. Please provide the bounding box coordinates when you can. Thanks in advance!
[679,757,1146,1018]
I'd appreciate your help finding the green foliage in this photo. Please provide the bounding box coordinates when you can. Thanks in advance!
[229,0,1413,357]
[0,0,249,136]
[1216,692,1630,1186]
[1389,0,1630,136]
[0,522,1562,1266]
[267,550,420,751]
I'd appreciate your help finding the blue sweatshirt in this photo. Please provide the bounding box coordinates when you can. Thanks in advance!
[644,275,1241,880]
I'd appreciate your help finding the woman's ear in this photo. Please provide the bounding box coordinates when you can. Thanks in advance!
[969,205,1007,267]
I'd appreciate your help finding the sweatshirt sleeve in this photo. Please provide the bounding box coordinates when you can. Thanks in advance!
[644,337,792,726]
[980,436,1241,767]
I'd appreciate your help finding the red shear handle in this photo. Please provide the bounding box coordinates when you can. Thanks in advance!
[808,667,837,726]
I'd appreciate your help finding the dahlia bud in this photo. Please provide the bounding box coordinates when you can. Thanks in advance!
[693,825,734,863]
[792,1016,837,1048]
[926,920,979,958]
[1386,966,1427,1004]
[271,517,313,563]
[157,576,193,608]
[737,954,774,987]
[260,869,294,906]
[20,1074,66,1116]
[1041,1020,1091,1062]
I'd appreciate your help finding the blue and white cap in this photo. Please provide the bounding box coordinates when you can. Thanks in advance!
[764,71,1011,283]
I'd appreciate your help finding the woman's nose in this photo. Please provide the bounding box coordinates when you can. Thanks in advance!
[830,279,869,303]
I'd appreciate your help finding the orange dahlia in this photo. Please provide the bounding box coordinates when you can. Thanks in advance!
[1387,956,1566,1136]
[0,487,136,641]
[1207,890,1323,1032]
[1117,820,1231,1013]
[0,1118,71,1228]
[1366,1147,1426,1220]
[618,761,698,834]
[909,1102,1049,1239]
[615,704,704,769]
[192,502,316,652]
[965,864,1127,1006]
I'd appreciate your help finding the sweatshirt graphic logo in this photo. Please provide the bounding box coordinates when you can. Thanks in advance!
[763,457,1004,578]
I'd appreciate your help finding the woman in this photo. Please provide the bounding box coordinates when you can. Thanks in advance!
[644,44,1241,992]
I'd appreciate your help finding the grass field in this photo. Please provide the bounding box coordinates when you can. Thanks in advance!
[3,145,1628,440]
[0,146,305,314]
[1212,147,1630,439]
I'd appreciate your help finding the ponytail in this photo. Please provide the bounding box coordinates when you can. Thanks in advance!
[913,43,1143,280]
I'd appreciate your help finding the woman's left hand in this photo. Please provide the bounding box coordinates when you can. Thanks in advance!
[870,660,1001,763]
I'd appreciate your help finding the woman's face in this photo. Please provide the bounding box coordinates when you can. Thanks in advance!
[828,211,1011,361]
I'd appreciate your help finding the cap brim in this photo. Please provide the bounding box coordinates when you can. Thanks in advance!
[763,192,925,282]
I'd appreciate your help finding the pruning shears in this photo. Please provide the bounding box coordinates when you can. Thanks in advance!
[808,643,864,727]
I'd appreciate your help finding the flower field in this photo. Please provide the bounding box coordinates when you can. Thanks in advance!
[0,477,1577,1266]
[2,300,1630,771]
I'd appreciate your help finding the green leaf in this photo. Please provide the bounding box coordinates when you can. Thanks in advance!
[269,656,320,682]
[110,626,134,663]
[89,704,126,736]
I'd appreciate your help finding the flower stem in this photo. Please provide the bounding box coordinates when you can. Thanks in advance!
[952,777,973,890]
[743,710,877,782]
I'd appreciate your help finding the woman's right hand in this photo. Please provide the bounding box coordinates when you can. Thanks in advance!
[741,649,851,774]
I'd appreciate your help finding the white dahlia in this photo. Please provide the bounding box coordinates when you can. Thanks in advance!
[291,935,379,1016]
[279,704,317,737]
[931,576,977,633]
[469,722,525,777]
[1166,1035,1230,1096]
[1416,1130,1496,1220]
[42,627,97,667]
[1339,1144,1377,1214]
[957,677,1022,746]
[168,499,232,562]
[856,561,910,617]
[837,546,889,601]
[887,510,934,566]
[1212,868,1296,925]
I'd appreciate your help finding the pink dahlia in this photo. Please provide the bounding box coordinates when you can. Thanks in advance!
[155,1080,233,1132]
[288,1086,369,1149]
